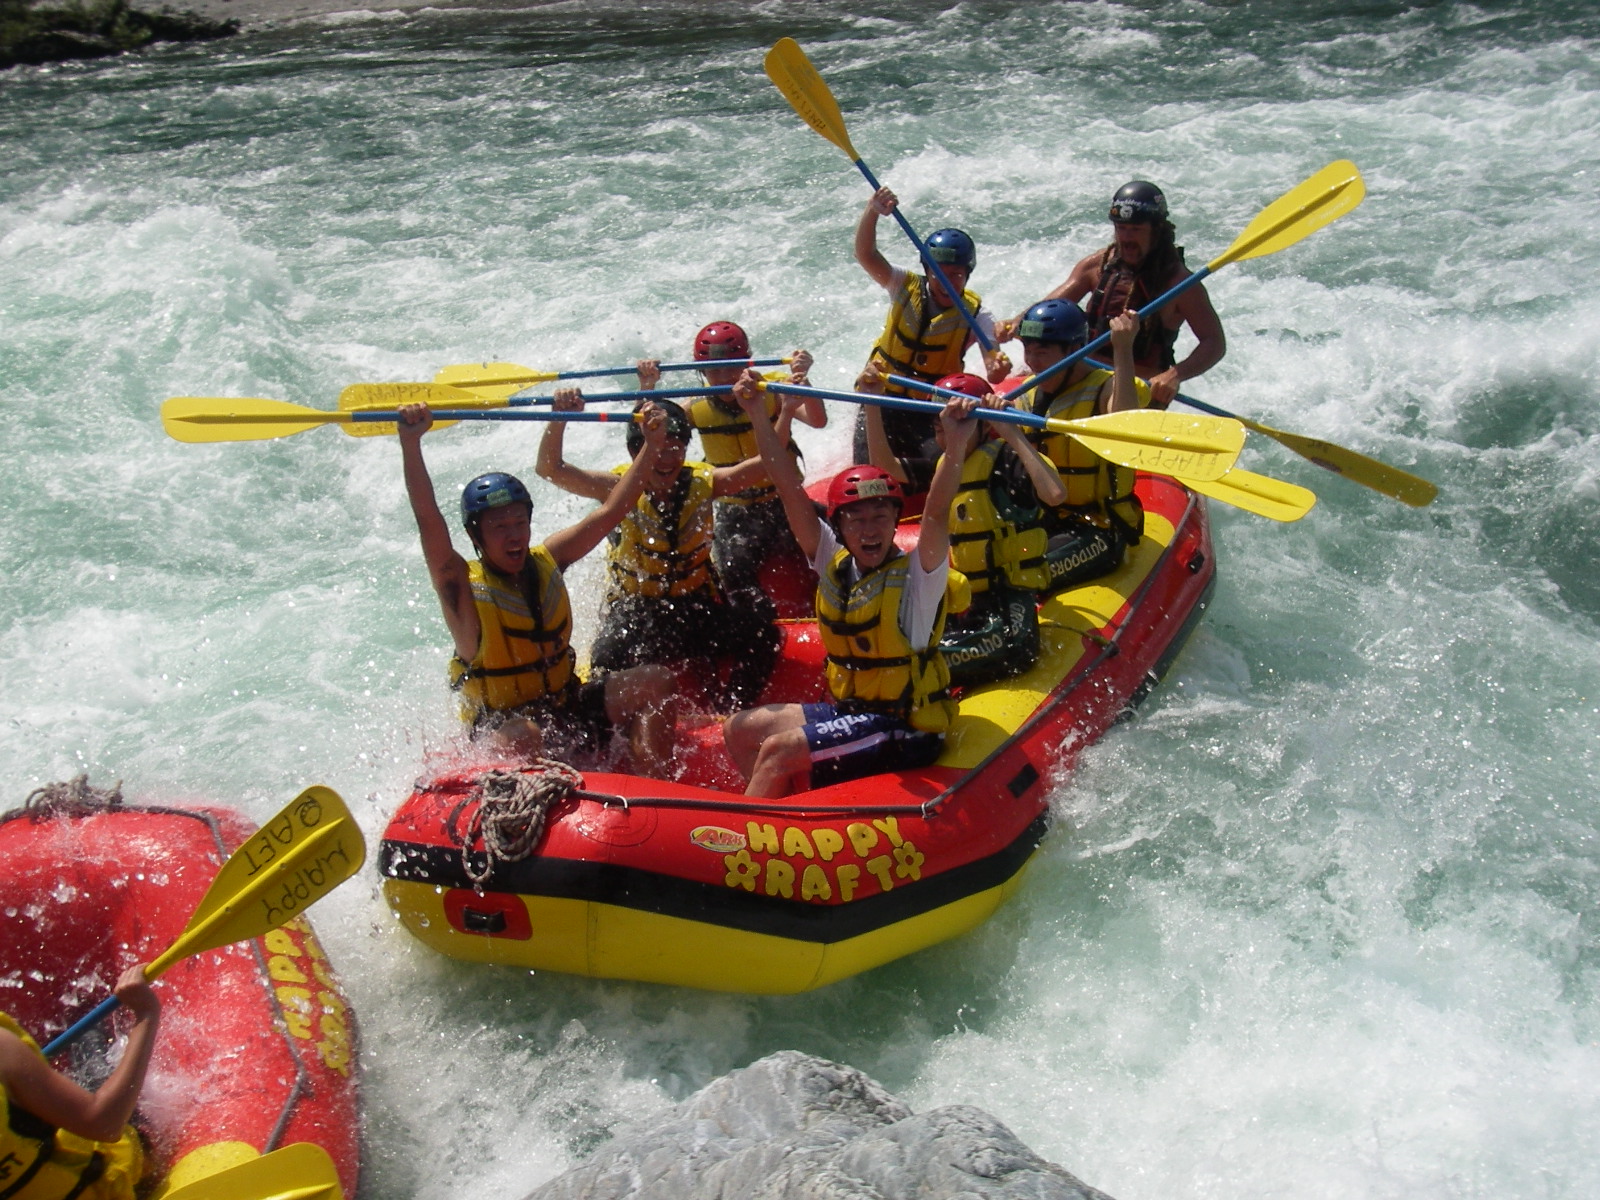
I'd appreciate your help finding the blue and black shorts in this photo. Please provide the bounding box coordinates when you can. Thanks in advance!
[799,702,943,787]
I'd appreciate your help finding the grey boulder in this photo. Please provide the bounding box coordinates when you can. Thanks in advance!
[523,1050,1114,1200]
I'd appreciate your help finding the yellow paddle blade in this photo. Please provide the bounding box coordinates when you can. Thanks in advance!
[765,37,860,161]
[431,361,556,400]
[1177,468,1317,522]
[162,397,355,444]
[434,361,557,389]
[336,383,480,436]
[1233,415,1437,507]
[1047,410,1246,482]
[160,1142,343,1200]
[1208,160,1365,271]
[146,786,365,979]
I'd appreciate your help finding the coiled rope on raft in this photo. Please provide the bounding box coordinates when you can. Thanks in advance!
[2,774,124,824]
[448,761,582,886]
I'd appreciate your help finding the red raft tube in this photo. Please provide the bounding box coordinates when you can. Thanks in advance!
[380,474,1214,994]
[0,792,360,1197]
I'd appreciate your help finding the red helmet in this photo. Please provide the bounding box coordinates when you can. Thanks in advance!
[692,321,751,362]
[826,465,904,522]
[933,373,992,400]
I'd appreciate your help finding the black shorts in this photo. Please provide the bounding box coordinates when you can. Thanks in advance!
[470,676,612,759]
[590,590,779,710]
[712,498,803,599]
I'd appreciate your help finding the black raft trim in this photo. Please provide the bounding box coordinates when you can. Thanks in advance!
[379,812,1050,945]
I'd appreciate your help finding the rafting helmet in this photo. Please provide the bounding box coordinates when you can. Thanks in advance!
[932,373,992,400]
[1108,181,1168,225]
[1017,299,1089,348]
[625,399,693,457]
[924,228,977,273]
[461,472,533,542]
[826,465,904,525]
[693,321,752,362]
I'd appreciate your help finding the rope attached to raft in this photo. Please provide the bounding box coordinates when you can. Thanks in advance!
[2,774,124,824]
[448,762,582,886]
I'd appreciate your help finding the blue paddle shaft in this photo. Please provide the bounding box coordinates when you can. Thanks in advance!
[1001,264,1215,402]
[352,409,642,424]
[504,384,736,406]
[555,358,783,381]
[851,158,996,355]
[764,380,1045,431]
[41,994,119,1057]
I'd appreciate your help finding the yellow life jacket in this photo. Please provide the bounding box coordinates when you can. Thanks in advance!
[1028,368,1149,541]
[686,393,799,506]
[448,548,577,717]
[0,1013,142,1200]
[815,549,970,734]
[870,272,983,389]
[605,461,719,600]
[948,440,1051,595]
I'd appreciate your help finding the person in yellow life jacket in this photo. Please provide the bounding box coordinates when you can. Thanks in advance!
[536,393,782,710]
[0,965,157,1200]
[862,371,1069,690]
[636,322,824,604]
[396,401,679,778]
[1015,300,1149,593]
[851,185,1012,488]
[723,371,979,799]
[1002,181,1225,409]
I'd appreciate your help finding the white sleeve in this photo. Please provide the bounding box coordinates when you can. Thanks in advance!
[899,551,950,650]
[972,304,998,347]
[811,519,842,577]
[885,265,909,295]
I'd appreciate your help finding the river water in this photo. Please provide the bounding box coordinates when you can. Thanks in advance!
[3,1,1597,1196]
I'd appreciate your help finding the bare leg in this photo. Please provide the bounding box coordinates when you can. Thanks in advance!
[744,726,812,798]
[605,664,679,779]
[492,717,544,760]
[724,703,810,794]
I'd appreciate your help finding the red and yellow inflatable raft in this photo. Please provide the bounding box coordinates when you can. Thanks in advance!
[0,795,360,1197]
[379,473,1213,993]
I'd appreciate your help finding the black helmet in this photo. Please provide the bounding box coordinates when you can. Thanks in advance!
[1108,181,1168,225]
[625,400,693,457]
[924,228,977,273]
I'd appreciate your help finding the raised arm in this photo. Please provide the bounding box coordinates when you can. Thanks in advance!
[1106,310,1144,414]
[854,365,910,484]
[398,403,478,662]
[733,370,821,561]
[0,966,160,1144]
[536,387,617,502]
[543,404,663,570]
[853,187,897,289]
[783,350,826,427]
[918,397,980,572]
[988,405,1067,508]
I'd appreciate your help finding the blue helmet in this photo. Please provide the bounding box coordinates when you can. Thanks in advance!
[1017,299,1088,348]
[924,228,977,273]
[460,472,532,534]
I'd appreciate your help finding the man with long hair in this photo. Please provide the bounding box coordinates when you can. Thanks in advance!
[1009,180,1226,409]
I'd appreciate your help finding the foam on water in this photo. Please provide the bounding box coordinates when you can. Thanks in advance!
[3,2,1598,1196]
